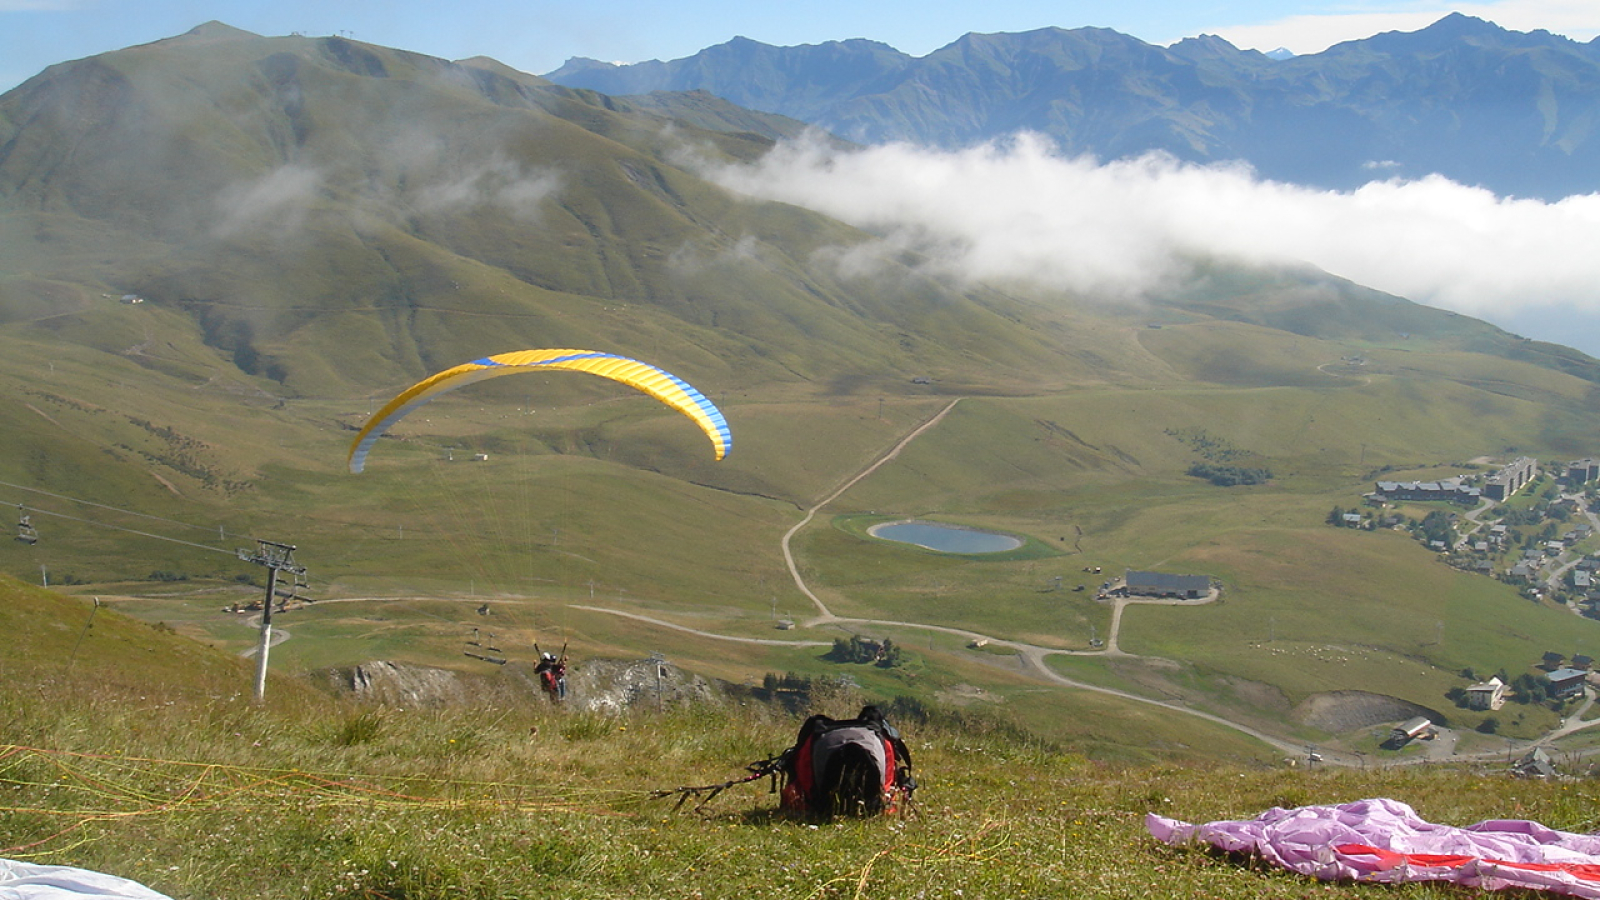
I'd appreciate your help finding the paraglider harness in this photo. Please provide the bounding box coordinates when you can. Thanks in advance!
[534,642,568,703]
[654,706,916,818]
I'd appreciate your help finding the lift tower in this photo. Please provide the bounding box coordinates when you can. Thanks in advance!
[237,539,307,703]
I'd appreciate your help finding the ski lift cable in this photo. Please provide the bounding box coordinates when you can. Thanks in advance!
[0,479,242,537]
[7,500,237,556]
[0,476,425,549]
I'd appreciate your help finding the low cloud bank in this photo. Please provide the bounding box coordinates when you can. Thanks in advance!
[708,134,1600,348]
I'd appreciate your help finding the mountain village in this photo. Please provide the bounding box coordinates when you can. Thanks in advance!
[1331,455,1600,606]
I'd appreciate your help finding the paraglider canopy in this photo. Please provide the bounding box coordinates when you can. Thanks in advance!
[348,349,732,473]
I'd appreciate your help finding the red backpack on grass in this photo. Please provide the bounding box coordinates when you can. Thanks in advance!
[778,706,915,818]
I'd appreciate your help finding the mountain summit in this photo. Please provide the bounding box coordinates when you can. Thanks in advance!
[547,15,1600,199]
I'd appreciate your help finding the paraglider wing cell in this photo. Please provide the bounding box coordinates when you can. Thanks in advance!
[348,349,731,472]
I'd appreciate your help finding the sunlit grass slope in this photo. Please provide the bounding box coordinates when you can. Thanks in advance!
[7,294,1600,758]
[7,574,1600,900]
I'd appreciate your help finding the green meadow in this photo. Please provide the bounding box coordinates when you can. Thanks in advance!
[7,578,1600,900]
[8,298,1600,760]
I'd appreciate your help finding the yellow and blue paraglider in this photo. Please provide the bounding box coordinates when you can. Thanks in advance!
[348,349,731,473]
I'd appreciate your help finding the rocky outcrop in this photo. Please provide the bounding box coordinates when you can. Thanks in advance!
[323,657,720,711]
[568,657,717,714]
[325,660,473,706]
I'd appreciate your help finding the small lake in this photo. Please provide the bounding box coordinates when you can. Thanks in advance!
[868,521,1023,554]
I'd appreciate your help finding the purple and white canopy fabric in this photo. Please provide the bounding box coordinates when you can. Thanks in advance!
[1148,797,1600,898]
[0,859,174,899]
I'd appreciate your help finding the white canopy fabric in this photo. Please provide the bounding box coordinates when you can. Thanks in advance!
[0,860,174,900]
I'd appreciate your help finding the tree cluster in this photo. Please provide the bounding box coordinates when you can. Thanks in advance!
[827,635,904,667]
[1187,464,1272,486]
[1327,506,1367,527]
[761,671,819,692]
[1510,672,1552,705]
[1412,509,1455,547]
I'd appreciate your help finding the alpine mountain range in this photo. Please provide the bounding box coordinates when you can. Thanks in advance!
[546,13,1600,201]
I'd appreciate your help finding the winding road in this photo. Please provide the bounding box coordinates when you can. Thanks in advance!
[579,397,1316,757]
[781,397,963,623]
[574,398,1600,765]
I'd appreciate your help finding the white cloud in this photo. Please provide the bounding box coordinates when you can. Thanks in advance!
[1199,0,1600,55]
[668,234,766,276]
[411,152,562,221]
[705,133,1600,337]
[212,165,324,239]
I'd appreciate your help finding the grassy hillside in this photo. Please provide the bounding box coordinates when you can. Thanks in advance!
[8,304,1599,758]
[0,23,1083,399]
[7,271,1600,757]
[5,24,1600,762]
[6,576,1600,900]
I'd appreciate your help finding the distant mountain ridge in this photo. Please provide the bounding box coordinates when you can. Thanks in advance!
[0,19,1592,406]
[547,14,1600,199]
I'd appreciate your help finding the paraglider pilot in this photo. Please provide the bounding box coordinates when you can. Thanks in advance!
[535,648,567,702]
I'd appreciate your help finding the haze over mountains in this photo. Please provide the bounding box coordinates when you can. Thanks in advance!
[2,20,1592,403]
[548,14,1600,359]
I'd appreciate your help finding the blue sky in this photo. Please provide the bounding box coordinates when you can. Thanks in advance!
[4,0,1599,94]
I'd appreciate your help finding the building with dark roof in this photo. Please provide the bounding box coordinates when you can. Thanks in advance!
[1373,479,1480,504]
[1566,459,1599,484]
[1548,667,1588,699]
[1123,571,1211,599]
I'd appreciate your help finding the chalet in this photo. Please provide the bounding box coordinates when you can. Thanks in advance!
[1575,570,1593,591]
[1123,571,1211,599]
[1573,654,1594,671]
[1543,651,1566,670]
[1341,513,1363,527]
[1548,667,1588,699]
[1391,717,1436,743]
[1466,676,1507,711]
[1513,747,1558,779]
